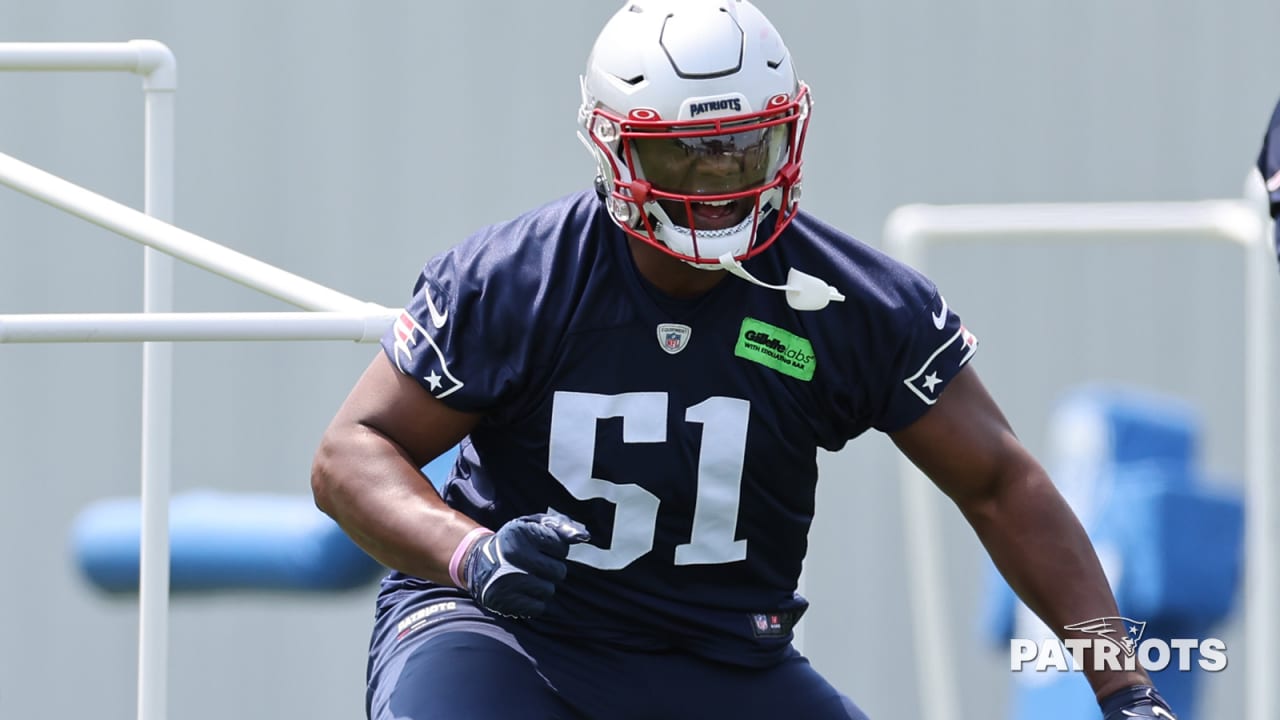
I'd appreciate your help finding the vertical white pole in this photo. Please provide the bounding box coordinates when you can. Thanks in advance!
[900,461,962,720]
[133,40,176,720]
[893,235,962,720]
[1243,199,1275,720]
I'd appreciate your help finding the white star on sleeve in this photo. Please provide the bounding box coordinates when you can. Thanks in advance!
[921,372,942,393]
[424,370,443,391]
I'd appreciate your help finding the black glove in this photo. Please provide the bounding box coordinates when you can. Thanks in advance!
[1099,685,1177,719]
[461,513,590,618]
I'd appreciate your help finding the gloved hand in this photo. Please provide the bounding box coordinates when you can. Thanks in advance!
[461,513,590,618]
[1099,685,1177,719]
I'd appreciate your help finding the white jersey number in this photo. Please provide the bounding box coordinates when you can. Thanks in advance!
[547,391,749,570]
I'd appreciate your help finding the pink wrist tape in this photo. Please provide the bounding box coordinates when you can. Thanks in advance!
[448,527,493,589]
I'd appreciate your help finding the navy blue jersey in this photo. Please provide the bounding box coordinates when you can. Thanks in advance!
[380,189,978,667]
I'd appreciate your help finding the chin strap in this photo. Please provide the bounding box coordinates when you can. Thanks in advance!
[716,252,845,311]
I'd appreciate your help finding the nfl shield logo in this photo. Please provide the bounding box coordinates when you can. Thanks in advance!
[656,323,692,354]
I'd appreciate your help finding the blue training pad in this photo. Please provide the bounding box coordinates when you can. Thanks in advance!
[71,490,384,593]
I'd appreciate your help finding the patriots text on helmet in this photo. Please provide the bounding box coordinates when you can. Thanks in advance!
[689,98,743,117]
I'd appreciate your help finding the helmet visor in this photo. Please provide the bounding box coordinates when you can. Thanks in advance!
[629,123,790,196]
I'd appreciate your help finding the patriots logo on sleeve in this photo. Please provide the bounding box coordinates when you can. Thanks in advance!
[903,324,978,405]
[392,309,464,399]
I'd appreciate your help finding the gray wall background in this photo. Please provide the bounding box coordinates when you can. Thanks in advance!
[1,1,1276,718]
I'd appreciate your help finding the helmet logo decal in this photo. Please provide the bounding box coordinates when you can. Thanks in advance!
[656,323,693,355]
[689,97,742,117]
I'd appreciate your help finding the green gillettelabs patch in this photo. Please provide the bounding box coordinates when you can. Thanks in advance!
[734,317,816,381]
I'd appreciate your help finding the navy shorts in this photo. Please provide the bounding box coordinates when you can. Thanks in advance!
[366,586,869,720]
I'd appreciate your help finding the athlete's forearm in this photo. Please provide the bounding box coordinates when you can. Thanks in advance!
[311,421,482,586]
[954,467,1150,700]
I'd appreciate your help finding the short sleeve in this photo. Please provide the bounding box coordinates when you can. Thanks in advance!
[871,288,979,432]
[380,251,524,413]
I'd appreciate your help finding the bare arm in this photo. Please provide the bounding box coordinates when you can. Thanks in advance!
[889,365,1150,701]
[311,351,485,586]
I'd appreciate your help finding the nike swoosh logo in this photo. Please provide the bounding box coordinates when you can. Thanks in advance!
[423,283,448,329]
[931,295,948,330]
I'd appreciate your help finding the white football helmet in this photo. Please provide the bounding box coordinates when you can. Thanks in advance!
[579,0,812,268]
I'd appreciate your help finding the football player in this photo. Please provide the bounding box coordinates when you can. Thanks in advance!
[312,1,1175,717]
